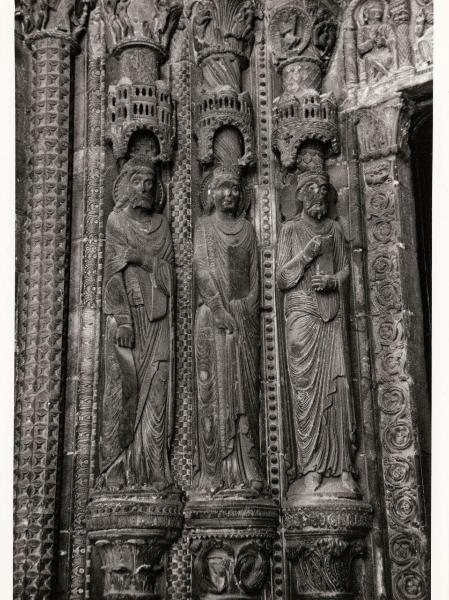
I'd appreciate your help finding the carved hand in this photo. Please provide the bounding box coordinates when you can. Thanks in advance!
[116,324,135,348]
[214,307,238,334]
[303,236,322,264]
[311,274,337,293]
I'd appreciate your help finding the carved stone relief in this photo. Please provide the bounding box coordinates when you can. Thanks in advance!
[356,0,395,84]
[277,171,359,501]
[14,2,96,597]
[414,0,433,67]
[98,155,176,493]
[14,0,432,598]
[192,165,264,499]
[356,98,429,600]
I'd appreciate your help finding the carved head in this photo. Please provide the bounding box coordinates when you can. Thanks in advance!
[113,155,158,212]
[296,172,329,221]
[209,166,242,216]
[362,0,384,24]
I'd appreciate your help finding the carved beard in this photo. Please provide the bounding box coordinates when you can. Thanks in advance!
[130,195,155,211]
[306,204,328,220]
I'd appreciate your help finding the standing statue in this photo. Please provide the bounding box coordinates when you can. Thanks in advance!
[192,165,264,498]
[99,155,175,493]
[277,172,358,497]
[357,0,395,83]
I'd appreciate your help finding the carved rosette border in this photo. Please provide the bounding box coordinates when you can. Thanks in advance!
[356,99,429,600]
[14,32,74,599]
[68,11,107,599]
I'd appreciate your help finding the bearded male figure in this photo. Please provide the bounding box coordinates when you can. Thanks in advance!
[99,155,175,492]
[192,166,264,498]
[277,172,358,498]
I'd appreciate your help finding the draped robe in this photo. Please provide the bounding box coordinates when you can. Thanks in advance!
[101,210,174,489]
[277,215,355,478]
[193,214,264,494]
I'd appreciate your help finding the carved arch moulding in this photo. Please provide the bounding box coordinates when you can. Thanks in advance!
[14,0,432,599]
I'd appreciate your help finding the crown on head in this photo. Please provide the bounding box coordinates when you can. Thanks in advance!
[211,163,242,184]
[296,170,329,194]
[120,153,156,176]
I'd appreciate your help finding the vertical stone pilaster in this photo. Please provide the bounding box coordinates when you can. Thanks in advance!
[67,10,107,598]
[253,3,286,596]
[14,30,78,599]
[355,96,430,600]
[168,34,195,600]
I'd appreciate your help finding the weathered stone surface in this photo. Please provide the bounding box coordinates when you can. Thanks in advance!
[14,1,432,598]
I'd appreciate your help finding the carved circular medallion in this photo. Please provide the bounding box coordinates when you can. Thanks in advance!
[391,491,418,524]
[379,385,406,415]
[394,570,426,600]
[380,348,405,378]
[377,317,399,345]
[390,533,422,566]
[384,422,412,452]
[384,457,412,487]
[375,280,400,309]
[269,5,312,64]
[372,219,394,244]
[369,192,390,213]
[372,254,393,280]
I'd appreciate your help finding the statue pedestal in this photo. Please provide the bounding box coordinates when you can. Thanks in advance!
[283,497,372,600]
[87,493,183,600]
[185,496,278,600]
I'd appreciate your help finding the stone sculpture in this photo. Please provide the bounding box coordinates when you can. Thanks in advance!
[357,0,395,83]
[277,171,358,499]
[99,154,175,492]
[415,4,433,66]
[192,165,264,498]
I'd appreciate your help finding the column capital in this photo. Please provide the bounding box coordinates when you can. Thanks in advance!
[15,0,97,52]
[354,94,414,161]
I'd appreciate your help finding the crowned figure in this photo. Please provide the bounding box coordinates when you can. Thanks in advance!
[99,154,175,493]
[192,164,264,498]
[277,170,358,499]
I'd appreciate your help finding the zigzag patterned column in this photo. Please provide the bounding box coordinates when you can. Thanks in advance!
[14,10,92,597]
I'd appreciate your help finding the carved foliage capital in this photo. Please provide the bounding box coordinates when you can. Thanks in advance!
[355,96,413,161]
[286,534,365,597]
[92,533,173,600]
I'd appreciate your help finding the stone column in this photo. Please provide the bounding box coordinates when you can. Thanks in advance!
[390,0,413,71]
[268,1,373,597]
[13,2,94,596]
[84,2,185,599]
[185,2,278,598]
[355,95,430,600]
